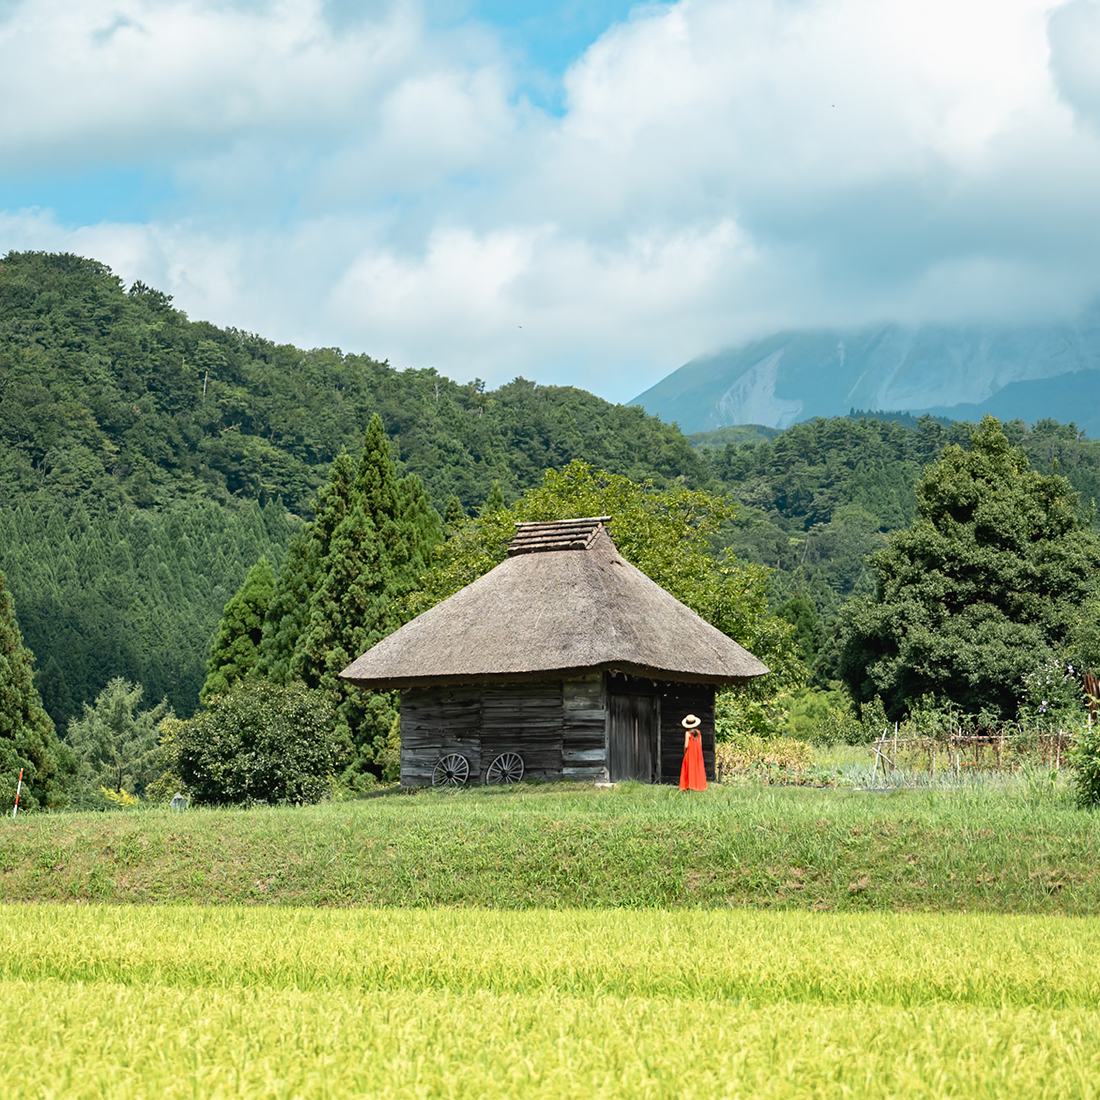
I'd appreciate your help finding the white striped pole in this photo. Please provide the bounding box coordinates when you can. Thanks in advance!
[12,769,23,818]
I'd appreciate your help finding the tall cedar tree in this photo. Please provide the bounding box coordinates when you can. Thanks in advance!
[201,556,277,702]
[839,417,1100,719]
[256,452,358,685]
[257,417,441,777]
[257,527,316,686]
[0,569,72,809]
[443,495,466,535]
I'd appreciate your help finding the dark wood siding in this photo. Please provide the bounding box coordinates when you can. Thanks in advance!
[480,682,563,781]
[562,674,607,782]
[608,693,659,782]
[400,686,481,786]
[398,675,713,786]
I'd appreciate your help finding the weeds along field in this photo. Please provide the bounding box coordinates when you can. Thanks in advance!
[3,780,1100,912]
[3,907,1100,1099]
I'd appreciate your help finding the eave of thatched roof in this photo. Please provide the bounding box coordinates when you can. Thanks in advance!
[340,522,769,689]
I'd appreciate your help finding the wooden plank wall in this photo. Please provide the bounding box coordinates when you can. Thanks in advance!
[562,673,608,782]
[399,676,712,786]
[481,682,563,780]
[659,684,716,784]
[400,686,481,786]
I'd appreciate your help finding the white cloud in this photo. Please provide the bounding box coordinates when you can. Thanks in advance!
[2,0,1099,402]
[1049,0,1100,131]
[0,0,420,164]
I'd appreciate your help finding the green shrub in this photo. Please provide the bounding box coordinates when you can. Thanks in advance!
[1071,721,1100,807]
[174,681,342,806]
[783,685,868,746]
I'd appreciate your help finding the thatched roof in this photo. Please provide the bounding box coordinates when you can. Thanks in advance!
[340,518,770,688]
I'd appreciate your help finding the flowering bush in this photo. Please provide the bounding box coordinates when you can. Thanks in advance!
[1019,657,1085,730]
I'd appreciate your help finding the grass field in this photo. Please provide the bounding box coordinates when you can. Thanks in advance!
[6,783,1099,1097]
[3,907,1100,1098]
[3,780,1098,912]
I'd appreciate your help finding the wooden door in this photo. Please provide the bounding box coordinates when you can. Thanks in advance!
[608,693,659,782]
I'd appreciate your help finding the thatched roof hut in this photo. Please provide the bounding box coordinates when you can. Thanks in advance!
[341,517,768,785]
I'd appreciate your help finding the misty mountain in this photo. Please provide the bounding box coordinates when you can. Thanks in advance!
[631,309,1100,435]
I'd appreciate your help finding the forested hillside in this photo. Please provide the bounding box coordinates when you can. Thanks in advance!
[0,502,293,731]
[0,250,704,732]
[7,249,1100,743]
[697,415,1100,634]
[0,251,703,517]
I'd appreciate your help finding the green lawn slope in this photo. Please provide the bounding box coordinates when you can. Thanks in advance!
[4,783,1097,913]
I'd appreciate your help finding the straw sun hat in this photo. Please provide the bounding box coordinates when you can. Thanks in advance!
[681,714,701,729]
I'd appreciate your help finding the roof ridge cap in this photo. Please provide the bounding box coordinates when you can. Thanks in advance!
[507,516,613,556]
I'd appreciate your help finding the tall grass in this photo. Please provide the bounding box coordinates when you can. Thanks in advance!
[2,908,1099,1098]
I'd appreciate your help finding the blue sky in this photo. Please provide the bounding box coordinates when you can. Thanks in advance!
[2,0,1100,402]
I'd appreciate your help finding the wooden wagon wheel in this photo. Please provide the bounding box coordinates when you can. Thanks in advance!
[431,753,470,787]
[485,752,524,785]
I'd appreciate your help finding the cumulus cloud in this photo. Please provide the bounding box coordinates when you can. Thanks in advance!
[1049,0,1100,131]
[2,0,1099,400]
[0,1,391,150]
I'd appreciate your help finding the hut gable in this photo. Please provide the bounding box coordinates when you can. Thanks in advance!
[339,517,768,689]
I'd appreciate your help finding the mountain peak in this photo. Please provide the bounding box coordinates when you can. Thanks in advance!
[631,311,1100,435]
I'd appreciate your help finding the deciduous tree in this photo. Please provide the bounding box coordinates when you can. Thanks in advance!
[173,681,340,806]
[839,418,1100,718]
[66,677,171,805]
[412,459,801,691]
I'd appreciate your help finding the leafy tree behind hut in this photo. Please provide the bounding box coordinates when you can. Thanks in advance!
[412,459,803,695]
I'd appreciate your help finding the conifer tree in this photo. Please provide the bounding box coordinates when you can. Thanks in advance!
[303,421,441,775]
[257,453,355,684]
[201,556,277,703]
[481,480,507,516]
[355,416,399,535]
[314,450,358,559]
[0,569,72,810]
[67,678,170,805]
[444,495,466,535]
[296,510,381,685]
[395,474,443,588]
[257,527,316,685]
[254,418,442,781]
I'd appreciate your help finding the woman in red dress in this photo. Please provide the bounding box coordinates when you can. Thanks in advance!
[679,713,707,791]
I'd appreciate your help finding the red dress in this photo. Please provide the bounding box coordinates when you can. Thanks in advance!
[680,731,707,791]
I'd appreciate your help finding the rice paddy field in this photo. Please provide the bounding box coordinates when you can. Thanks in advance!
[4,907,1100,1098]
[5,782,1100,1097]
